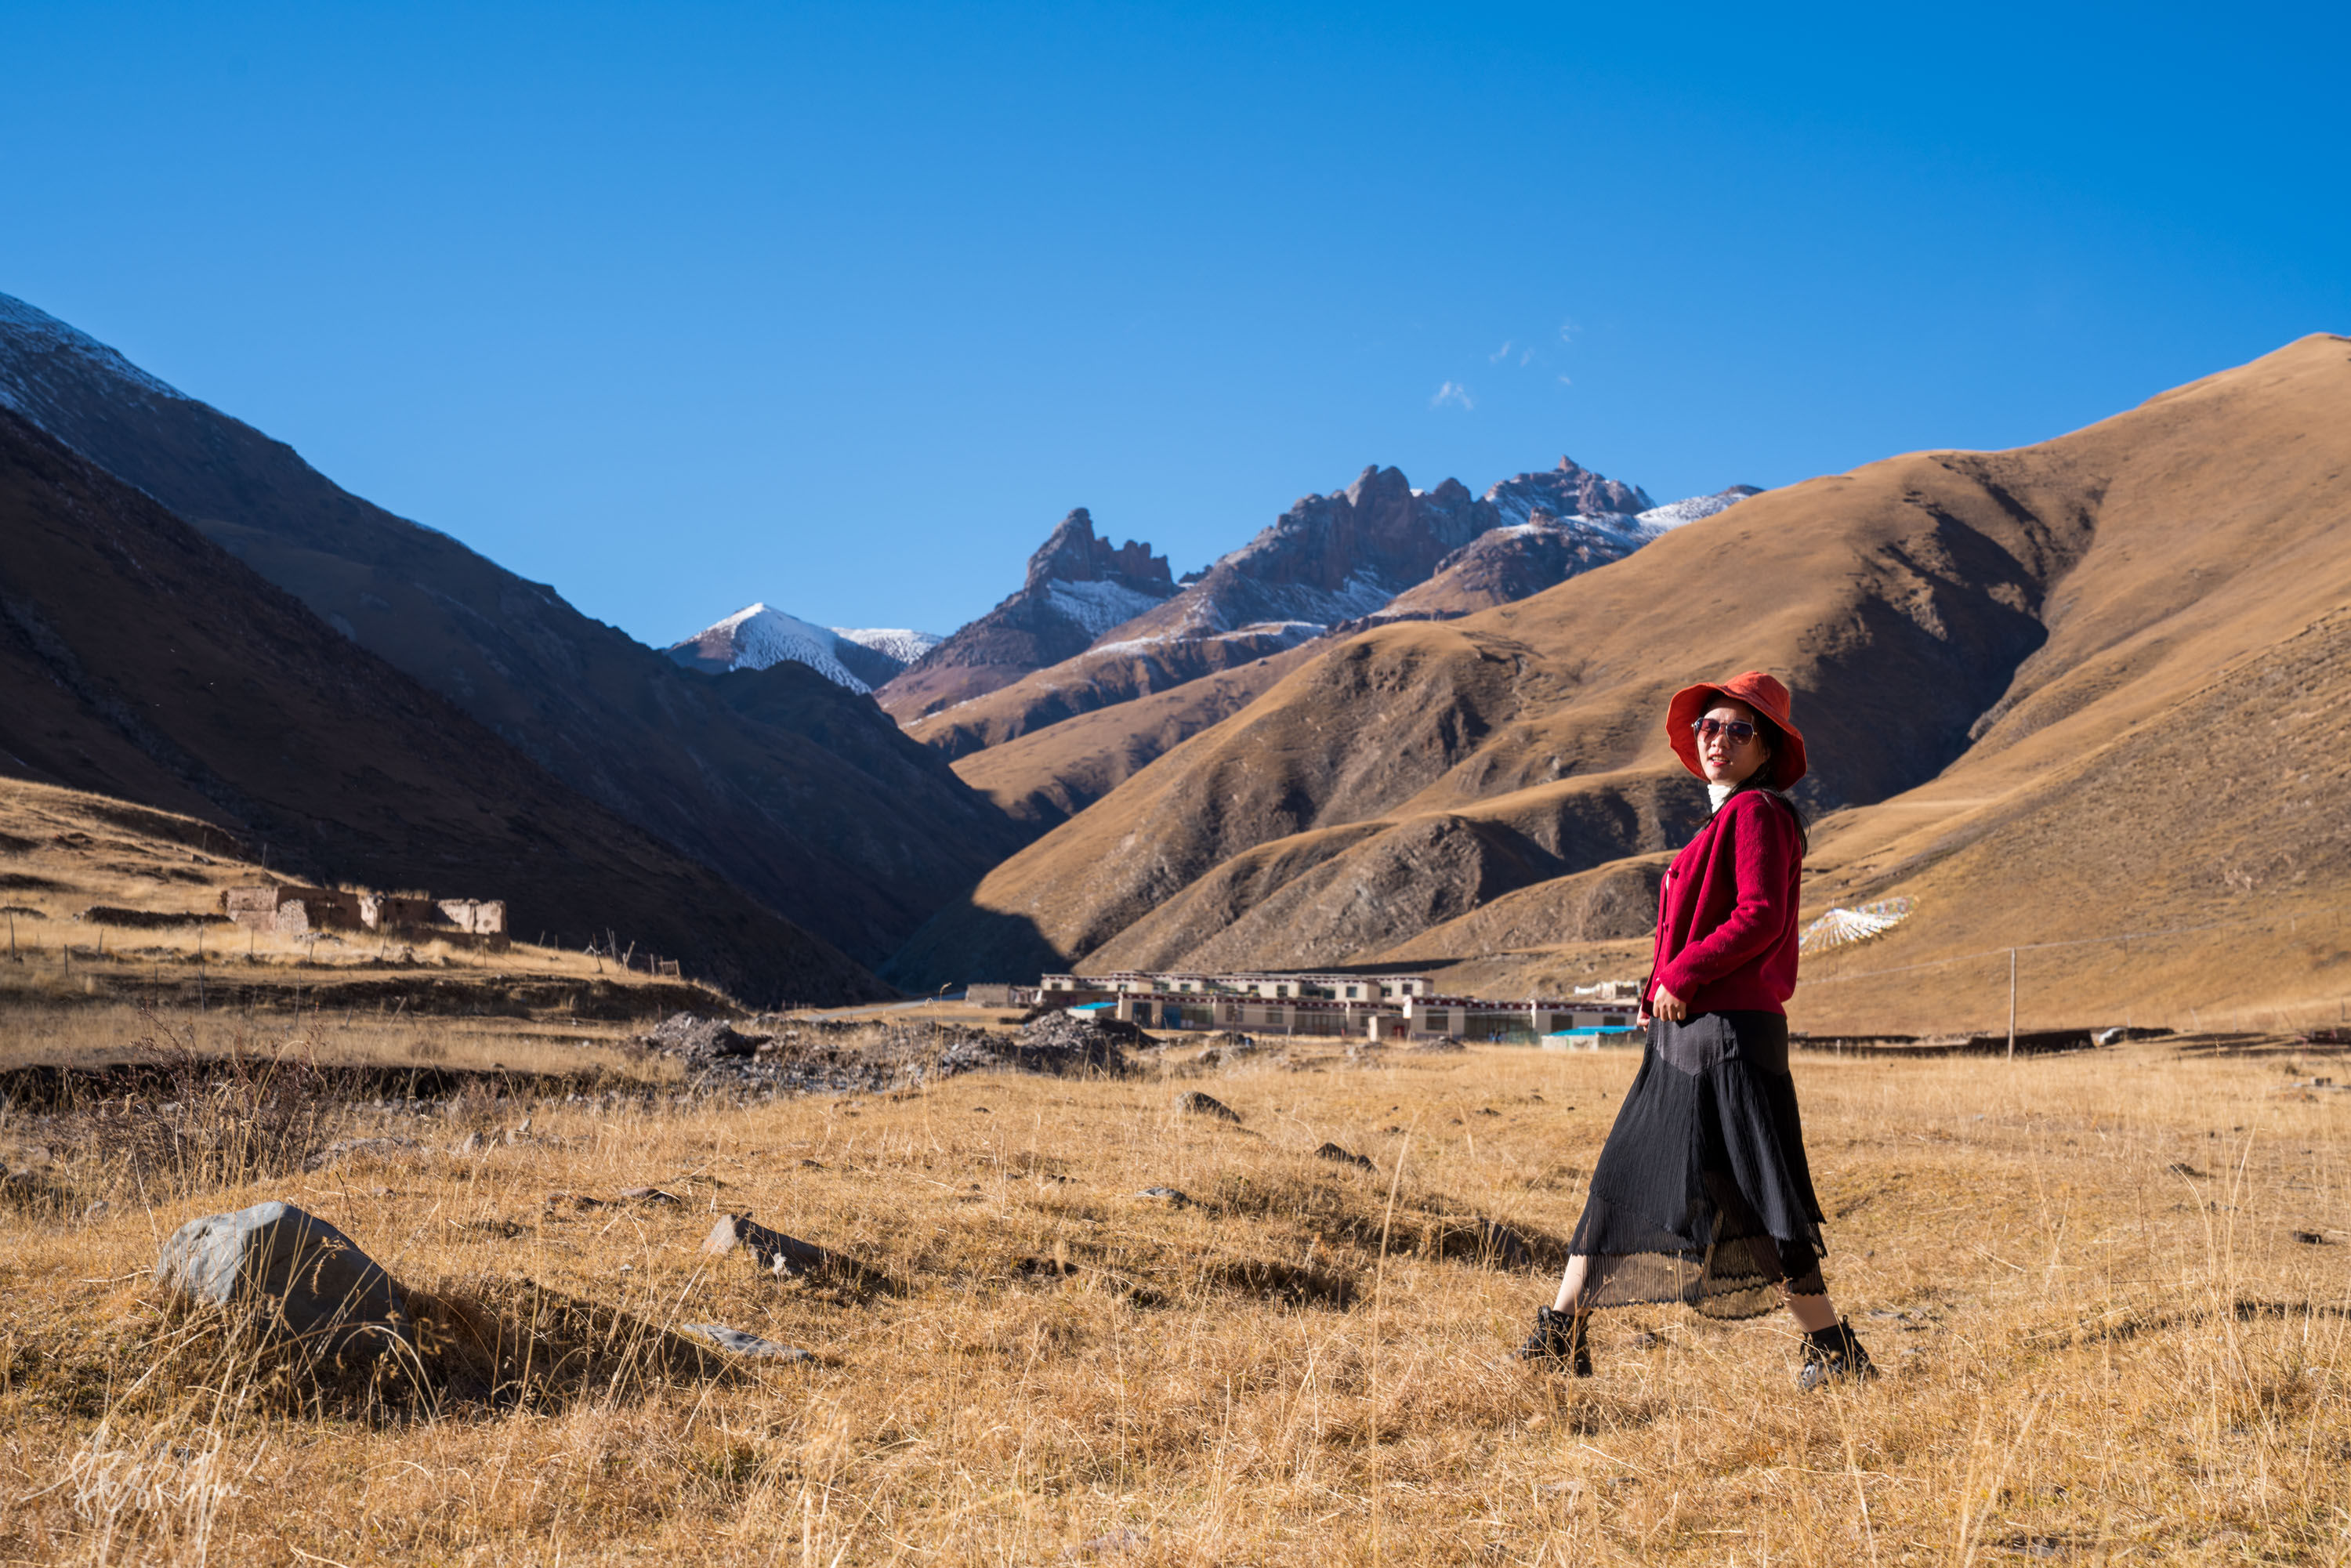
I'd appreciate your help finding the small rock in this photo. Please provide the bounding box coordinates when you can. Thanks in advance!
[704,1212,889,1290]
[617,1186,680,1204]
[1176,1091,1242,1124]
[1313,1142,1376,1171]
[546,1192,606,1210]
[154,1200,407,1354]
[84,1200,113,1221]
[1632,1330,1669,1351]
[1136,1186,1192,1207]
[681,1323,814,1361]
[2291,1229,2335,1245]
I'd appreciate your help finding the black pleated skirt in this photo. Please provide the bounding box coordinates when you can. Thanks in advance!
[1568,1010,1828,1320]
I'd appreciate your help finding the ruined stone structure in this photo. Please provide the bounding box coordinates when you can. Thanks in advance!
[223,884,363,936]
[224,885,509,949]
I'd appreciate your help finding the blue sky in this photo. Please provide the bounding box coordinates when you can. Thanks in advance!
[4,2,2344,641]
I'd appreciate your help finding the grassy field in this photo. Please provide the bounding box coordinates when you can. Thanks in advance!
[2,1005,2347,1564]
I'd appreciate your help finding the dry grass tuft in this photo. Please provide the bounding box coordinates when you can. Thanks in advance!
[77,1015,352,1198]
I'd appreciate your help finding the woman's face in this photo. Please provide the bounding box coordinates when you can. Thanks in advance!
[1696,700,1770,787]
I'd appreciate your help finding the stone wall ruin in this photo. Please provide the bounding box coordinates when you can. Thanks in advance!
[223,885,509,949]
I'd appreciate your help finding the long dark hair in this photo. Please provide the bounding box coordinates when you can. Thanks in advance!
[1719,711,1809,855]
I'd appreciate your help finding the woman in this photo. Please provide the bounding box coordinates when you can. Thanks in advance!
[1517,671,1875,1389]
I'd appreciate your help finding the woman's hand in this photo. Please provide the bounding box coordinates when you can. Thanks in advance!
[1650,983,1690,1023]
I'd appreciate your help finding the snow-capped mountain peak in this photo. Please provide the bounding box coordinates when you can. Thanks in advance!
[667,604,943,692]
[675,603,869,690]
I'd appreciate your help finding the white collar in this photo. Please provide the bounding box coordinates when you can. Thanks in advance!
[1708,781,1735,813]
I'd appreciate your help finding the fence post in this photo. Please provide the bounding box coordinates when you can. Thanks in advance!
[2007,949,2017,1060]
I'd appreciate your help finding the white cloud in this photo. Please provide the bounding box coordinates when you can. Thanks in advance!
[1519,346,1534,366]
[1487,340,1513,364]
[1558,317,1580,346]
[1430,380,1475,411]
[1556,374,1574,386]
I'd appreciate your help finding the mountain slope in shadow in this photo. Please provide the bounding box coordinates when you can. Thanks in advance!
[0,407,884,1005]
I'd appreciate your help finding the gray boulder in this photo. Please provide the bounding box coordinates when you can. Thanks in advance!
[155,1200,408,1353]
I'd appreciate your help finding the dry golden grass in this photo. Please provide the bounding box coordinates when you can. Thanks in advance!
[4,1021,2348,1564]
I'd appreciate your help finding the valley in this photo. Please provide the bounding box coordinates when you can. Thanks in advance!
[3,293,2349,1568]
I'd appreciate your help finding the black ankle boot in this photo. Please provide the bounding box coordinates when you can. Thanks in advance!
[1796,1318,1878,1390]
[1516,1306,1592,1375]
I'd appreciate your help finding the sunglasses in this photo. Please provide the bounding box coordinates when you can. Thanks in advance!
[1690,718,1759,744]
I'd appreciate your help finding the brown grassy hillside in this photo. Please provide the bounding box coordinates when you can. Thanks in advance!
[908,625,1320,762]
[946,643,1323,827]
[893,335,2351,1023]
[0,411,885,1006]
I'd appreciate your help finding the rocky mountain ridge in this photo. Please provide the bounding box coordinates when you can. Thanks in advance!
[904,463,1753,809]
[875,509,1176,722]
[1375,485,1761,622]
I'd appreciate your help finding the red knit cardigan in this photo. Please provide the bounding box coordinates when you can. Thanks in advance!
[1642,788,1803,1017]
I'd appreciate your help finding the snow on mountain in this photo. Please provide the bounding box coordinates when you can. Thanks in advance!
[834,628,944,665]
[1044,577,1169,639]
[667,607,947,691]
[668,603,872,690]
[1634,485,1763,532]
[0,292,189,429]
[1482,458,1654,532]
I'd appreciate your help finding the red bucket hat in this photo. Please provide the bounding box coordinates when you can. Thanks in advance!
[1666,671,1807,790]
